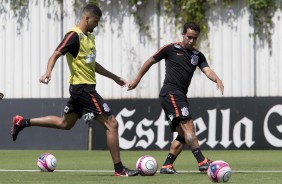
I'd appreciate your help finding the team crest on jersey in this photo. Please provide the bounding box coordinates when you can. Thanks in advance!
[174,44,181,49]
[191,55,199,65]
[181,107,189,116]
[86,52,96,63]
[103,103,110,112]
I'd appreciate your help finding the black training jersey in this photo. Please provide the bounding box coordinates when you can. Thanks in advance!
[56,31,80,58]
[153,42,209,95]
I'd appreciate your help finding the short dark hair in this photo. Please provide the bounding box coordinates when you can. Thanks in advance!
[182,22,201,34]
[82,3,102,17]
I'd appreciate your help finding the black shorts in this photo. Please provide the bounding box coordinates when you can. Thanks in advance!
[64,84,112,121]
[159,89,192,132]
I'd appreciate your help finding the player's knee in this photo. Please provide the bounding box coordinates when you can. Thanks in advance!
[110,119,119,130]
[186,133,197,144]
[64,125,73,130]
[107,115,119,130]
[175,135,186,144]
[59,120,74,130]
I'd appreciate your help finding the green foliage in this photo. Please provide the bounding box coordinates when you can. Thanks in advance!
[3,0,281,48]
[84,0,98,5]
[221,0,235,7]
[7,0,28,16]
[70,0,97,13]
[163,0,213,42]
[128,0,151,38]
[162,0,278,49]
[245,0,278,50]
[9,0,28,10]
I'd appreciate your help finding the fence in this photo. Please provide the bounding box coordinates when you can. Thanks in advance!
[0,0,281,99]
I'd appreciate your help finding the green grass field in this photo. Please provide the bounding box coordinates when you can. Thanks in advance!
[0,150,281,184]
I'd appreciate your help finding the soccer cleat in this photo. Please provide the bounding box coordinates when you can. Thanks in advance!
[114,167,139,176]
[198,158,212,172]
[11,115,24,141]
[160,164,178,174]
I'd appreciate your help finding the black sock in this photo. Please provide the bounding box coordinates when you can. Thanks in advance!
[192,148,205,163]
[163,153,177,166]
[19,119,31,128]
[114,162,124,173]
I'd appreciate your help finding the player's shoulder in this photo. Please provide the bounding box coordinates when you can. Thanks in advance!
[191,48,205,56]
[64,31,79,41]
[166,42,182,49]
[171,42,182,49]
[159,42,181,51]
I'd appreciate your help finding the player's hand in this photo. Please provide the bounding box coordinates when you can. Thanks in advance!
[127,80,139,91]
[39,73,51,84]
[114,77,127,87]
[0,92,4,100]
[217,80,224,95]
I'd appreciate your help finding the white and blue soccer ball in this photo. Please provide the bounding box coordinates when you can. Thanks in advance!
[37,153,57,172]
[207,160,231,183]
[136,155,158,176]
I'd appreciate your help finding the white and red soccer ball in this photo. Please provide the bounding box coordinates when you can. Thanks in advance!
[136,155,158,176]
[207,160,231,183]
[37,153,57,172]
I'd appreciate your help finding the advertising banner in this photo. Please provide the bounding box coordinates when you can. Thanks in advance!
[1,97,281,150]
[91,97,282,150]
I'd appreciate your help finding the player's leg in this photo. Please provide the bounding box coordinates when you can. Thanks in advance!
[30,113,78,129]
[179,118,212,172]
[171,134,186,156]
[11,113,78,141]
[160,135,185,174]
[159,94,185,174]
[95,114,120,163]
[95,113,139,176]
[85,88,138,176]
[167,120,186,158]
[169,137,185,158]
[11,85,83,141]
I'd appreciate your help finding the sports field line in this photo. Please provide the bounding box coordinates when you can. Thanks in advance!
[0,169,282,173]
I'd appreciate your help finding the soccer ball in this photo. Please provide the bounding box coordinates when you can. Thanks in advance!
[136,155,158,176]
[207,160,231,183]
[37,153,57,172]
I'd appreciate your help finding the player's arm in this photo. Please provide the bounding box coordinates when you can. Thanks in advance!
[202,66,224,95]
[95,62,127,87]
[39,32,79,84]
[127,56,157,91]
[39,51,62,84]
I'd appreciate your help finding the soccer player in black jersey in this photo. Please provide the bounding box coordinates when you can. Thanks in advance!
[128,22,224,174]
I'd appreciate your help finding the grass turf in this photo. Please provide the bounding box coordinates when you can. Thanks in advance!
[0,150,281,184]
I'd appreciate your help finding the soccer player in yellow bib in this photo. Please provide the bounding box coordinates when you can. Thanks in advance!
[11,3,138,177]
